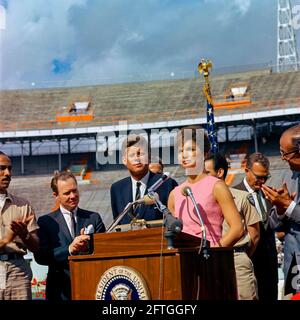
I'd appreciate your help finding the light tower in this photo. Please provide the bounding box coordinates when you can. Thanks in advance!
[277,0,299,72]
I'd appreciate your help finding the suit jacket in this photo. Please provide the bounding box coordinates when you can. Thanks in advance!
[269,170,300,285]
[110,171,178,224]
[34,208,106,300]
[234,180,278,300]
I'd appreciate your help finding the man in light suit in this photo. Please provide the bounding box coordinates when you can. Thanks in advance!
[234,152,278,300]
[110,134,178,225]
[34,171,106,300]
[262,124,300,295]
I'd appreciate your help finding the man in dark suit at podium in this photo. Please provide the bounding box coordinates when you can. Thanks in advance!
[234,152,278,300]
[34,171,106,300]
[110,134,178,225]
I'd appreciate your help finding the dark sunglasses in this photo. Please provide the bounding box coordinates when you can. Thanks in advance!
[0,165,12,171]
[248,168,271,181]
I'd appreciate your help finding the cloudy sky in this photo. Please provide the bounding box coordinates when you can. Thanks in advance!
[0,0,299,89]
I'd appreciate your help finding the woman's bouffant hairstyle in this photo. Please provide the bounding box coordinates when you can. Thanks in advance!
[177,125,210,154]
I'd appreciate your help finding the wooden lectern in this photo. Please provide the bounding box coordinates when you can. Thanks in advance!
[69,228,237,300]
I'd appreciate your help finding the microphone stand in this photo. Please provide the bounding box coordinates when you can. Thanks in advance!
[187,192,209,259]
[149,191,179,250]
[106,193,158,233]
[106,202,134,233]
[147,172,170,193]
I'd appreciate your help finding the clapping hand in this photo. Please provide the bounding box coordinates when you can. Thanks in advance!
[10,215,33,240]
[69,228,90,255]
[261,183,294,215]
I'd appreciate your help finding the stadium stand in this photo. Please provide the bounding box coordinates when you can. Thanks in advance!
[1,67,299,226]
[0,68,300,131]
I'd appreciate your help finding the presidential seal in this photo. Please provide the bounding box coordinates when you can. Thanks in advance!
[95,266,150,300]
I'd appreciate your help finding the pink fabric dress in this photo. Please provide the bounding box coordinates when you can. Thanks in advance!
[173,175,223,246]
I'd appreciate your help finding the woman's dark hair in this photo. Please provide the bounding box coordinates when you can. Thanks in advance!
[205,152,229,179]
[177,125,210,153]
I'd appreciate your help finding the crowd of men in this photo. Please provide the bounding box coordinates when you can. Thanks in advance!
[0,124,299,300]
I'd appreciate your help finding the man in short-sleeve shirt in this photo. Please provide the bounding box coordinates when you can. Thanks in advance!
[0,151,39,300]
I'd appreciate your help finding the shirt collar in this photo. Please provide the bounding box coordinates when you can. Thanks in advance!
[60,205,78,216]
[130,171,150,188]
[1,192,13,203]
[0,193,6,201]
[243,177,255,193]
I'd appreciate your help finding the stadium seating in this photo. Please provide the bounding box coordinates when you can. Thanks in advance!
[1,69,300,132]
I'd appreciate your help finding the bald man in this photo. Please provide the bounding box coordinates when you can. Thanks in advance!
[262,124,300,294]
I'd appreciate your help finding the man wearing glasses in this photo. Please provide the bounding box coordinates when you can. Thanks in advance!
[235,152,278,300]
[262,124,300,296]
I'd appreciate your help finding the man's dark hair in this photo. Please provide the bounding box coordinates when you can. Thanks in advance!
[51,171,77,194]
[206,152,229,179]
[245,152,270,170]
[177,125,210,154]
[121,134,149,155]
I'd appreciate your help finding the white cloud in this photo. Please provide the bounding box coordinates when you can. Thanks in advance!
[0,0,288,89]
[234,0,251,15]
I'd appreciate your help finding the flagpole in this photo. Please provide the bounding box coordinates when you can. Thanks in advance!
[198,59,218,153]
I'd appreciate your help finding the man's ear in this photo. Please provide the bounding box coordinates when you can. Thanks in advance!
[53,192,58,199]
[217,168,224,179]
[122,155,127,166]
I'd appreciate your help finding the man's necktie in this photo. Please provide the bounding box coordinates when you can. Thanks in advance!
[71,212,77,238]
[256,190,267,224]
[133,181,141,216]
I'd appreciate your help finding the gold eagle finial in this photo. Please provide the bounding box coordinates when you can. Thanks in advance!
[198,59,213,78]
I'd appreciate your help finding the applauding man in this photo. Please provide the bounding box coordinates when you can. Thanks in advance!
[262,124,300,294]
[34,171,106,300]
[0,151,39,300]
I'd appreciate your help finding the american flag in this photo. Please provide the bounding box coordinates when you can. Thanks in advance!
[204,84,218,153]
[198,59,218,154]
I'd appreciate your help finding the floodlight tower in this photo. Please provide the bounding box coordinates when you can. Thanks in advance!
[277,0,299,72]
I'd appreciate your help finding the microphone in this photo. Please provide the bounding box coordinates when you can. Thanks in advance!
[147,172,171,193]
[150,192,182,233]
[181,186,205,233]
[133,193,156,205]
[106,194,156,233]
[182,186,208,257]
[164,210,183,233]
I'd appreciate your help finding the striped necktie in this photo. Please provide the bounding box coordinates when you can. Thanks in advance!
[133,181,142,216]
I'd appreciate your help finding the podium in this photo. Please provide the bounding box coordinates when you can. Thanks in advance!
[69,228,237,300]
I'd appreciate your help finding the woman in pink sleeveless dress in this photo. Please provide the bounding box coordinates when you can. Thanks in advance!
[168,126,243,247]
